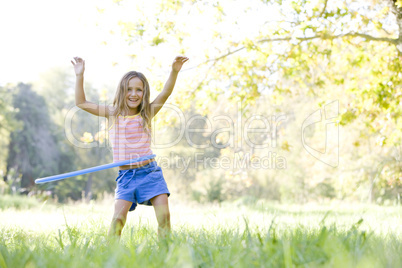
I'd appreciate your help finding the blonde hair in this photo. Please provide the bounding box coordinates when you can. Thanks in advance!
[110,71,152,134]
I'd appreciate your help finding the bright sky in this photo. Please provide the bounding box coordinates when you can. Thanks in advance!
[0,0,135,87]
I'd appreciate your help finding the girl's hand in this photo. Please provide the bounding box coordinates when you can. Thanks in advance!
[172,56,189,73]
[71,57,85,76]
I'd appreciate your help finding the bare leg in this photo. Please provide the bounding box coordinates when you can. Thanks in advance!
[108,199,133,241]
[150,194,171,239]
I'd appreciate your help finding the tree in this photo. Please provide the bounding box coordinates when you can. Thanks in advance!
[94,0,402,203]
[0,85,21,177]
[98,0,400,141]
[6,83,62,191]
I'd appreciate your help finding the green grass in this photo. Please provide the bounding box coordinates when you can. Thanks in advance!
[0,199,401,267]
[0,194,40,210]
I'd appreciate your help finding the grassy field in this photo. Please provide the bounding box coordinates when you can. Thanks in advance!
[0,196,401,268]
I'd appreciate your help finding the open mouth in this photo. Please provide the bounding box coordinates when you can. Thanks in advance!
[128,98,139,104]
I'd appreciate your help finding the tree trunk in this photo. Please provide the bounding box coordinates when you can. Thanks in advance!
[85,173,93,202]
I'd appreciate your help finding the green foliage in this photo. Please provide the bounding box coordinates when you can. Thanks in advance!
[2,0,402,205]
[0,195,40,210]
[6,83,62,189]
[0,85,21,174]
[191,169,226,203]
[35,68,115,201]
[373,159,402,205]
[78,0,402,206]
[102,0,402,148]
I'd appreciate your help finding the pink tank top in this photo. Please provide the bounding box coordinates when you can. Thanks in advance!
[108,113,153,164]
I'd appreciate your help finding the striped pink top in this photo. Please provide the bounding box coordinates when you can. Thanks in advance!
[108,113,153,164]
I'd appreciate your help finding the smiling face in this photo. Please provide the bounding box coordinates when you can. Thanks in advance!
[126,77,144,114]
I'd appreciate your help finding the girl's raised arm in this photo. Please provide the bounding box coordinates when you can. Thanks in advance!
[72,57,114,118]
[150,56,189,118]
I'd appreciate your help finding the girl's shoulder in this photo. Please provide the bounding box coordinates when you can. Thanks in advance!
[107,106,117,117]
[106,107,118,131]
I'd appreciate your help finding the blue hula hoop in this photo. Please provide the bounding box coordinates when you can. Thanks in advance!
[35,154,156,184]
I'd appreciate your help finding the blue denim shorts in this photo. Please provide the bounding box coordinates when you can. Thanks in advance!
[115,161,170,211]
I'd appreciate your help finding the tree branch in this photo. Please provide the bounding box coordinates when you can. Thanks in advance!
[188,61,217,97]
[259,33,397,44]
[318,0,329,18]
[341,32,398,44]
[183,47,245,71]
[384,0,402,51]
[184,32,397,72]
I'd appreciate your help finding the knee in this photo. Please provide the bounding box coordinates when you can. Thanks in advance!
[158,211,170,223]
[164,211,170,220]
[112,214,127,225]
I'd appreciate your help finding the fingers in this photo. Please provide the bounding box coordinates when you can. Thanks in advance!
[177,56,189,61]
[72,56,84,64]
[174,56,189,63]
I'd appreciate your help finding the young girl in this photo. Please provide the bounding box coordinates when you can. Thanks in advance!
[71,55,189,240]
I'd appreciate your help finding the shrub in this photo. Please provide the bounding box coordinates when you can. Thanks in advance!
[0,195,40,210]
